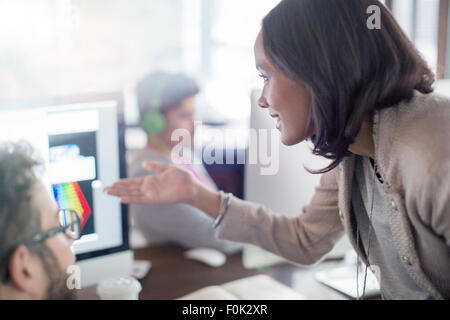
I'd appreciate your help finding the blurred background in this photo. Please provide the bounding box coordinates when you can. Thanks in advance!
[1,0,449,213]
[0,0,447,127]
[1,0,450,300]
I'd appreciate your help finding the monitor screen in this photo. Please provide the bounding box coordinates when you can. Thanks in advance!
[0,93,129,260]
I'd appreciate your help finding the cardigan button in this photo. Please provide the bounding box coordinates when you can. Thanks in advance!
[402,256,412,266]
[391,200,397,211]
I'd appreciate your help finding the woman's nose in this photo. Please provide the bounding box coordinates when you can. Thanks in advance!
[257,95,269,109]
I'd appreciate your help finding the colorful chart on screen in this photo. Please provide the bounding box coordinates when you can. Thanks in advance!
[48,132,98,236]
[52,182,92,230]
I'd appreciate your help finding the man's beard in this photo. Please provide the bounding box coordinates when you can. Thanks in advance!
[38,245,76,300]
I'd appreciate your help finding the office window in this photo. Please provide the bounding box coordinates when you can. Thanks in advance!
[0,0,185,100]
[0,0,279,126]
[0,0,444,123]
[391,0,440,74]
[193,0,281,125]
[196,0,443,124]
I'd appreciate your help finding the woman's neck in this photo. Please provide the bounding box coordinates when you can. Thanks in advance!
[348,116,375,159]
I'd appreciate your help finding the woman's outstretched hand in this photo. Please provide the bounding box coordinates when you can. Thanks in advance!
[104,160,199,205]
[103,160,222,219]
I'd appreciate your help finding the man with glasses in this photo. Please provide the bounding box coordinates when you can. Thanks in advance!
[0,142,80,299]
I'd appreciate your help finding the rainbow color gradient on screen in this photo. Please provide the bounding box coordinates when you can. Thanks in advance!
[52,182,92,230]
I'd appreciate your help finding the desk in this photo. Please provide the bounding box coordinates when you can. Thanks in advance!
[76,245,352,300]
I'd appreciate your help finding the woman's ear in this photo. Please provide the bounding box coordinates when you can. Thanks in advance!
[8,244,47,299]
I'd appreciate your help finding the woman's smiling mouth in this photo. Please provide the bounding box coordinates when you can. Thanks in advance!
[269,112,281,129]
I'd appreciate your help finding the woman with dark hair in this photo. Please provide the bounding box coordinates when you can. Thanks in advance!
[106,0,450,299]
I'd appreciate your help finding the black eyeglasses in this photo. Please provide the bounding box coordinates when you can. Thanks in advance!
[2,209,81,284]
[25,209,81,245]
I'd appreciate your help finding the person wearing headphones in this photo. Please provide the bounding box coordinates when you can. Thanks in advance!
[106,0,450,299]
[128,71,241,254]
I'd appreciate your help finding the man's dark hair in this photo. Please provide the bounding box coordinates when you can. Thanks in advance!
[0,142,44,283]
[136,71,200,118]
[262,0,434,173]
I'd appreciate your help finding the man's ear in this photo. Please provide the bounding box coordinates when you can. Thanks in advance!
[8,244,46,298]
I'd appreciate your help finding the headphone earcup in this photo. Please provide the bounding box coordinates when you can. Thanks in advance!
[141,110,166,135]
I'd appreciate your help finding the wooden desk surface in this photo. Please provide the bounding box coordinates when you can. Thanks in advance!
[76,245,350,300]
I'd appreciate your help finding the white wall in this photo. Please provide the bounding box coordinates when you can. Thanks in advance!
[434,79,450,97]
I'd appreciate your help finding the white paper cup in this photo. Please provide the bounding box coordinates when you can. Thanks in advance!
[96,276,142,300]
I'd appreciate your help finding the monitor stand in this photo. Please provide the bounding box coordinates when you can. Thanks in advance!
[76,250,134,288]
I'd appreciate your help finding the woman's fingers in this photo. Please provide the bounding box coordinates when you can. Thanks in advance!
[142,160,170,173]
[104,177,144,196]
[120,195,150,204]
[104,161,174,204]
[104,175,163,203]
[109,176,145,187]
[105,186,142,197]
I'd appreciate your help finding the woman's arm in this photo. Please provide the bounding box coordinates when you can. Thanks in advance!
[105,160,344,265]
[214,170,344,265]
[188,186,222,220]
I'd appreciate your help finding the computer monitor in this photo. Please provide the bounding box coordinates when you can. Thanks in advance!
[0,92,132,287]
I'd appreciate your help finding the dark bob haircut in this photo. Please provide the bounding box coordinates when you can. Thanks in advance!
[136,71,200,117]
[262,0,434,173]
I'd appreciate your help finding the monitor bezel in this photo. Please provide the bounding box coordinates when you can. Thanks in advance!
[0,92,130,261]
